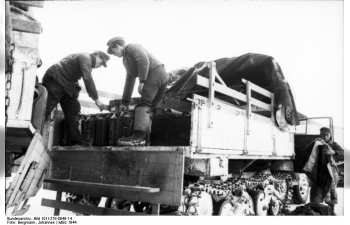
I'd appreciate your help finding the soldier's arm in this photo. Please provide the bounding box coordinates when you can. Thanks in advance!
[332,142,344,161]
[127,44,150,83]
[78,55,99,100]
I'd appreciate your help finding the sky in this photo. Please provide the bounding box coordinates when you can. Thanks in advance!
[32,0,344,129]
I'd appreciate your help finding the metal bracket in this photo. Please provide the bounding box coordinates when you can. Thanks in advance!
[272,134,277,156]
[186,98,202,109]
[239,160,256,177]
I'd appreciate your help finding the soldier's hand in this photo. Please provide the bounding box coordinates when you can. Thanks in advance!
[95,99,104,111]
[138,83,144,95]
[325,148,335,155]
[118,104,128,112]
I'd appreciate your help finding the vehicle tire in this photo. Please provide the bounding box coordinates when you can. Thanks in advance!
[217,200,234,216]
[292,175,309,204]
[196,192,213,215]
[105,198,131,211]
[133,201,151,213]
[268,200,280,216]
[252,190,268,216]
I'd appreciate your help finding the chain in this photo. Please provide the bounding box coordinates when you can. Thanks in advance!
[5,43,15,131]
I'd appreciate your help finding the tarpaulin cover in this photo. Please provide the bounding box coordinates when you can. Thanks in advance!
[166,53,300,126]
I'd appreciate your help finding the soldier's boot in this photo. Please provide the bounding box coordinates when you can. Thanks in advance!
[329,205,337,216]
[118,107,150,146]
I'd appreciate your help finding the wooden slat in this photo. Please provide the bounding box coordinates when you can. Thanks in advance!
[11,1,44,8]
[52,145,189,152]
[197,75,247,102]
[197,76,271,111]
[41,199,152,216]
[242,79,272,98]
[80,87,121,100]
[208,62,215,128]
[50,162,177,179]
[11,18,41,34]
[54,192,62,216]
[44,179,160,193]
[46,150,185,206]
[43,183,181,206]
[250,98,271,111]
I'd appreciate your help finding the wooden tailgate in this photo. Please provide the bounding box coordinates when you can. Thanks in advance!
[43,148,185,206]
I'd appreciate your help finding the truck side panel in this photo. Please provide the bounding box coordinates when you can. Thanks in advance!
[191,94,294,158]
[44,149,185,206]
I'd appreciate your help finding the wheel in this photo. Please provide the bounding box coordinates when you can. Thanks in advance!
[196,191,213,215]
[252,190,268,216]
[218,200,234,216]
[133,201,151,213]
[292,175,309,204]
[105,198,131,211]
[268,199,280,216]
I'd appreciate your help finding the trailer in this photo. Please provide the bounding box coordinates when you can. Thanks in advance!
[5,1,51,216]
[39,61,318,216]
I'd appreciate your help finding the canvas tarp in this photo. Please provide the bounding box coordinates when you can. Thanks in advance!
[166,53,300,128]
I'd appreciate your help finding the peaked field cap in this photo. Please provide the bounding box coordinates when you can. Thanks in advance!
[320,127,331,133]
[94,50,110,67]
[107,36,125,54]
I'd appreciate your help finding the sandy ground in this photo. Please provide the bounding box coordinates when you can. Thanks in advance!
[5,178,344,216]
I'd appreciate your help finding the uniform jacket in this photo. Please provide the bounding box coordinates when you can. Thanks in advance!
[303,139,344,197]
[46,53,99,100]
[122,44,163,104]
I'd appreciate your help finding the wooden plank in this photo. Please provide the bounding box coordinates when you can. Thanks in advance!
[196,76,247,102]
[246,81,252,136]
[50,150,180,164]
[242,79,272,98]
[12,31,39,48]
[43,183,181,206]
[52,145,190,152]
[80,87,122,100]
[6,132,50,208]
[50,161,177,178]
[47,150,185,206]
[44,179,160,193]
[54,192,62,216]
[11,1,44,8]
[42,199,152,216]
[191,151,293,160]
[11,18,42,34]
[208,62,215,128]
[250,98,271,111]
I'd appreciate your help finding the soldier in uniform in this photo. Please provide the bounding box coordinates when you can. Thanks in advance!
[42,51,110,146]
[306,127,344,215]
[106,37,168,146]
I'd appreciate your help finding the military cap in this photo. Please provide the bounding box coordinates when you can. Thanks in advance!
[320,127,331,133]
[94,51,110,67]
[107,37,125,54]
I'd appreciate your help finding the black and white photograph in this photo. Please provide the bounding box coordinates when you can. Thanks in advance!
[1,0,349,223]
